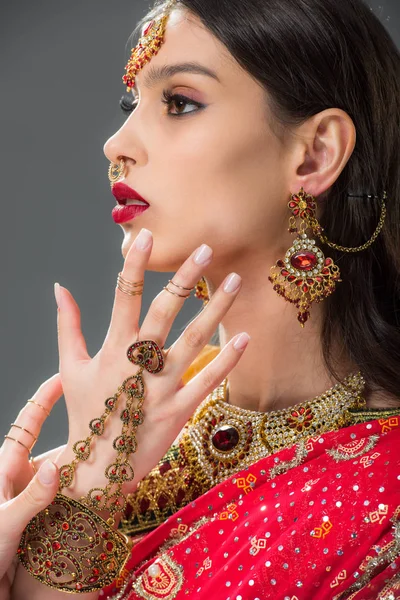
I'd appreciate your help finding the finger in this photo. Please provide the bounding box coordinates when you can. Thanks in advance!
[1,460,58,536]
[139,244,213,347]
[104,228,153,347]
[55,284,90,366]
[2,374,62,461]
[166,272,242,376]
[173,332,250,414]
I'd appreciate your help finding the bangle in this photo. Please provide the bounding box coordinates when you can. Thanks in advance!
[17,339,166,593]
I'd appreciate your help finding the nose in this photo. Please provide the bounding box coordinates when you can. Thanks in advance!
[103,115,147,168]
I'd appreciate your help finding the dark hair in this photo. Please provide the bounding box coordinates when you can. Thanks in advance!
[134,0,400,402]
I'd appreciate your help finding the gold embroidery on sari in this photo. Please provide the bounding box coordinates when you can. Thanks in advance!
[326,434,379,462]
[132,554,184,599]
[269,440,308,479]
[333,508,400,600]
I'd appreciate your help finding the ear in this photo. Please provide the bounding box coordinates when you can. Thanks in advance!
[288,108,356,197]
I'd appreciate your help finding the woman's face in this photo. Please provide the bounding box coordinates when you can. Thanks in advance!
[104,8,291,272]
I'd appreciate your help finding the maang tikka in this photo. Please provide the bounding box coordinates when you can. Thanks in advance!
[269,187,387,327]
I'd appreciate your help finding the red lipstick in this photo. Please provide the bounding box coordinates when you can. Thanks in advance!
[111,182,150,224]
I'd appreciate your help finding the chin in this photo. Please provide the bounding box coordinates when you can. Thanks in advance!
[120,231,181,272]
[121,234,132,259]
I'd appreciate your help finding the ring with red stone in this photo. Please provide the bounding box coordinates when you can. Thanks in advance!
[127,340,166,374]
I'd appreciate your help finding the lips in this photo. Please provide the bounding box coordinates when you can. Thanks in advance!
[112,182,149,206]
[112,204,149,224]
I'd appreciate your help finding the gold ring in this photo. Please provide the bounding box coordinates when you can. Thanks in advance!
[168,279,194,291]
[10,424,38,441]
[117,273,144,296]
[4,435,33,453]
[29,456,37,475]
[118,273,144,287]
[27,400,51,417]
[163,286,191,299]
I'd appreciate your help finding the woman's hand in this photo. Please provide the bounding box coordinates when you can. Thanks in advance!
[0,375,62,598]
[55,229,249,502]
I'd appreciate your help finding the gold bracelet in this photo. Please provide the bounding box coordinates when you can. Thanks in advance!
[17,493,132,593]
[17,340,166,593]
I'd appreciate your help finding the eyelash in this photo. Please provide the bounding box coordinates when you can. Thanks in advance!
[120,90,205,117]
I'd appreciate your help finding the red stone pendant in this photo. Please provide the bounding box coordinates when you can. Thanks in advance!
[211,425,240,452]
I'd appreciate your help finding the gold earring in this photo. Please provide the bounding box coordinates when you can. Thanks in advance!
[268,187,341,327]
[195,277,210,305]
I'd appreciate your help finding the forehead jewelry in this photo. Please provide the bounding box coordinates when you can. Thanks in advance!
[122,0,177,92]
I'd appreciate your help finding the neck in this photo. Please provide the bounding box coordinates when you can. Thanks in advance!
[205,252,358,413]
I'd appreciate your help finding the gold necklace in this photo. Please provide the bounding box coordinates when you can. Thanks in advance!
[120,372,370,538]
[183,372,366,487]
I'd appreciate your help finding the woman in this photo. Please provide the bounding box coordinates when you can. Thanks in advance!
[1,0,399,597]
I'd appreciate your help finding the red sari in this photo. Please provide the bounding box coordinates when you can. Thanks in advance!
[102,415,400,599]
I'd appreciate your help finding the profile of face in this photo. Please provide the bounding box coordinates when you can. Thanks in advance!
[103,7,354,278]
[103,7,293,273]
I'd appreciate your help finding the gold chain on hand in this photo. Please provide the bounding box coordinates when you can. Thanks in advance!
[17,340,165,594]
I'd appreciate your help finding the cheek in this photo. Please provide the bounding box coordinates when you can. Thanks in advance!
[134,114,286,268]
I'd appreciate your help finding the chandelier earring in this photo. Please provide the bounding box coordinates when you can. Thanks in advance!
[269,187,387,327]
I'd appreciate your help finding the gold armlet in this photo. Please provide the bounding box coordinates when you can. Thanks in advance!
[17,339,166,593]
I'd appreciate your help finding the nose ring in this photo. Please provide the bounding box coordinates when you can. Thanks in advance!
[108,158,126,186]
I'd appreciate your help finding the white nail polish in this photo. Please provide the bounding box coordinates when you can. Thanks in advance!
[194,244,213,265]
[233,332,250,350]
[135,228,152,250]
[224,273,241,293]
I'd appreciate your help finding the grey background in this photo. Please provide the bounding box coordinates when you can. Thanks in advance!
[0,1,398,456]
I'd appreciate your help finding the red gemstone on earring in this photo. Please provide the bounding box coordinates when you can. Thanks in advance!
[291,252,317,271]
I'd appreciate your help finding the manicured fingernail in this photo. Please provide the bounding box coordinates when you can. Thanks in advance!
[38,460,57,485]
[223,273,241,293]
[134,228,152,251]
[193,244,213,265]
[54,283,62,308]
[233,332,250,351]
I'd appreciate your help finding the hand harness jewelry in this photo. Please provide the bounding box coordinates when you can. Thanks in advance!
[17,339,165,594]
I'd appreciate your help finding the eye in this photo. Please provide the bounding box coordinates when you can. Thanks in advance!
[119,91,205,117]
[119,94,138,114]
[161,90,205,117]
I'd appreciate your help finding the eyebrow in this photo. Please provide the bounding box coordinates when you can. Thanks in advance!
[134,61,221,92]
